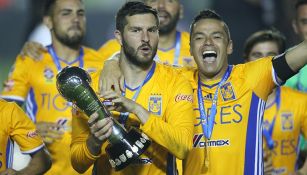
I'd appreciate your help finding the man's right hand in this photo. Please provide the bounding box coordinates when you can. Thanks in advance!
[99,52,124,95]
[20,41,47,60]
[36,121,64,145]
[86,112,113,156]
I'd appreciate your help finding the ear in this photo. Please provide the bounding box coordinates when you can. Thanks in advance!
[227,40,233,55]
[114,30,123,46]
[43,16,53,30]
[292,20,299,34]
[179,4,184,19]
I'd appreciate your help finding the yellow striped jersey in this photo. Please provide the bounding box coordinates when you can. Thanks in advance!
[0,46,103,175]
[183,57,278,175]
[71,62,194,175]
[0,99,44,172]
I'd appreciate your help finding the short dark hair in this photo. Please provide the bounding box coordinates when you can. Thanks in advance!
[43,0,56,16]
[190,9,231,41]
[116,1,159,33]
[296,0,307,10]
[243,28,286,59]
[43,0,83,16]
[295,0,307,19]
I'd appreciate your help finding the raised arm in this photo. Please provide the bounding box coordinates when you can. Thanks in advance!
[273,40,307,83]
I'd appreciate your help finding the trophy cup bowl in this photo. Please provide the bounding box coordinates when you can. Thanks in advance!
[56,66,151,171]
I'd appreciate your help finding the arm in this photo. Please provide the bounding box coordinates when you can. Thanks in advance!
[285,41,307,72]
[5,102,52,175]
[99,52,124,94]
[19,148,52,175]
[0,149,51,175]
[71,109,113,173]
[102,75,194,159]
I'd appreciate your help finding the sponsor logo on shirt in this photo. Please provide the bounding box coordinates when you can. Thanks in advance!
[175,94,193,103]
[220,82,236,101]
[27,130,38,138]
[193,134,230,148]
[281,112,293,131]
[272,167,286,174]
[149,95,162,115]
[203,93,213,101]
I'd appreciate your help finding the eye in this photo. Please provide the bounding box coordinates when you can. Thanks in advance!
[213,35,222,39]
[148,27,158,33]
[78,11,85,16]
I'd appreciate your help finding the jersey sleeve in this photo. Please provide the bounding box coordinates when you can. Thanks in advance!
[244,56,277,100]
[97,39,121,61]
[7,102,44,154]
[70,105,101,171]
[0,55,32,102]
[140,73,194,160]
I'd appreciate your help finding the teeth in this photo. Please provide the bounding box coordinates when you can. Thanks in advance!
[203,51,216,55]
[202,51,217,63]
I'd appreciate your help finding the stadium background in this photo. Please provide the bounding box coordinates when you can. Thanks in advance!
[0,0,300,91]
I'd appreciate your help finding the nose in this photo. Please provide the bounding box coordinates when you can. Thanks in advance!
[72,13,81,23]
[157,0,166,10]
[204,37,213,46]
[142,31,150,43]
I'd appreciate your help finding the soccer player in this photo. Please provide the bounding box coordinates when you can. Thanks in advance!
[244,29,307,175]
[0,0,103,174]
[98,0,195,68]
[0,99,51,175]
[182,9,307,175]
[70,2,194,174]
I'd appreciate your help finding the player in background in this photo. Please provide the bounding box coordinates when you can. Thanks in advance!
[0,0,103,174]
[244,29,307,175]
[70,2,194,175]
[0,99,51,175]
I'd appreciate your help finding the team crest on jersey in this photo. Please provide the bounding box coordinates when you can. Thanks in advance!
[44,68,54,81]
[281,112,293,131]
[148,95,162,115]
[220,82,236,101]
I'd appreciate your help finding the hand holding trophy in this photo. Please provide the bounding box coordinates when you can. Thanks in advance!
[56,66,151,171]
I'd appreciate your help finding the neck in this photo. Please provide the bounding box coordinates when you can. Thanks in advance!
[158,29,177,50]
[52,39,81,63]
[119,52,154,89]
[198,64,229,83]
[266,88,277,108]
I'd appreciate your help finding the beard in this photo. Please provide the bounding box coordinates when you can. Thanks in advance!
[53,27,84,49]
[122,39,157,69]
[158,10,180,35]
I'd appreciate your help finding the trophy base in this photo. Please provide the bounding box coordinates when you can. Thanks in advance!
[106,128,151,171]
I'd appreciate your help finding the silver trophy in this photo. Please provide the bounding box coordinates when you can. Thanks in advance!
[56,66,151,171]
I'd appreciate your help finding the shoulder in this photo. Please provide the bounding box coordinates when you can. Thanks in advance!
[155,63,192,87]
[100,39,120,49]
